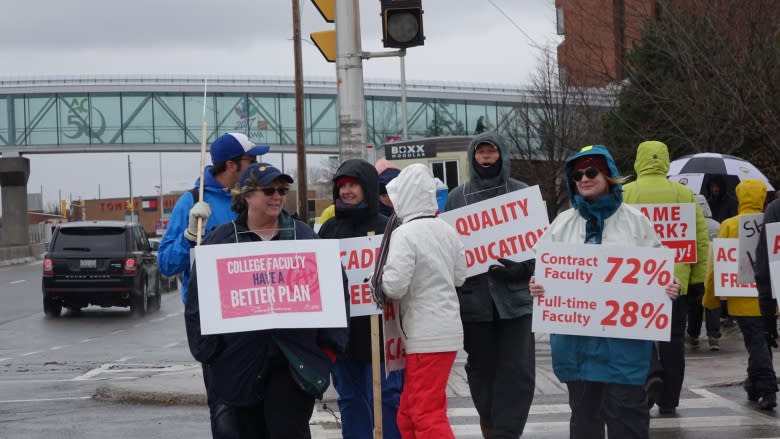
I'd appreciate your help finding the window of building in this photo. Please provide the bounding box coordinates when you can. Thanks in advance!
[556,6,564,35]
[431,160,460,191]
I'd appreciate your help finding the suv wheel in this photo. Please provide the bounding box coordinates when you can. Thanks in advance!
[152,289,162,311]
[131,281,148,317]
[43,298,62,318]
[151,276,162,312]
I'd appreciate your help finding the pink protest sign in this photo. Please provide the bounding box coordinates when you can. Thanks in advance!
[215,252,322,319]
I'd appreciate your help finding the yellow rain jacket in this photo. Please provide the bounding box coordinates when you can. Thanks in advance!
[703,179,767,315]
[622,140,709,295]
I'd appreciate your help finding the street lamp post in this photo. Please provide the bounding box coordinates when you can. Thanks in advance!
[158,152,164,235]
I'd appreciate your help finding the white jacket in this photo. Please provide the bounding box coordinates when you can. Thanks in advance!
[383,164,467,354]
[540,203,660,248]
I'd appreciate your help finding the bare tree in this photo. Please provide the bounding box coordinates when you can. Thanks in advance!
[500,49,610,219]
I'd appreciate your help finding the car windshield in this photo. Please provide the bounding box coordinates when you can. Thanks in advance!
[52,227,127,252]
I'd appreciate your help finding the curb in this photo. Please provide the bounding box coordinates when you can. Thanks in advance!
[94,382,206,406]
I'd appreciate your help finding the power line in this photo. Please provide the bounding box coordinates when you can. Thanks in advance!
[485,0,546,51]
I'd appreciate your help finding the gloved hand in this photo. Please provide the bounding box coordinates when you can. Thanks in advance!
[366,273,386,309]
[184,201,211,242]
[488,258,535,282]
[687,283,704,298]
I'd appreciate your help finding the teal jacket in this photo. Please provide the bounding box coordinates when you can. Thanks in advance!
[545,145,655,385]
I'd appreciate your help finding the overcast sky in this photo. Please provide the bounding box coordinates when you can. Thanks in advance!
[0,0,561,210]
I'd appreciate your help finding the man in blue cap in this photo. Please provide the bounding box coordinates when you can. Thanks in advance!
[158,132,269,305]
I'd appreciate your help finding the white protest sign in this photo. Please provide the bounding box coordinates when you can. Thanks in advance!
[383,299,406,372]
[532,242,675,342]
[765,222,780,298]
[194,239,347,334]
[338,235,383,317]
[713,238,758,297]
[737,213,764,284]
[632,203,697,263]
[439,185,549,277]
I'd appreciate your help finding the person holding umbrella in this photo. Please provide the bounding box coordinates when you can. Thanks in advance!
[705,176,738,223]
[622,140,710,416]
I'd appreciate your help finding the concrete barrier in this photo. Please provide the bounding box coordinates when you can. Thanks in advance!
[0,243,46,266]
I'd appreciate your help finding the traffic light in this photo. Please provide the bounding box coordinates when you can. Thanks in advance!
[310,0,337,63]
[126,200,133,210]
[381,0,424,49]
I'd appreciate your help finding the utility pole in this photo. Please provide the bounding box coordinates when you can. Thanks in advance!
[336,0,367,161]
[293,0,309,222]
[127,155,134,223]
[158,152,164,234]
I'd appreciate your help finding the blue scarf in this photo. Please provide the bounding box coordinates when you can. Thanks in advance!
[572,189,622,244]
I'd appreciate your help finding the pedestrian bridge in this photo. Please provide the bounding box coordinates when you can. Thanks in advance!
[0,75,549,156]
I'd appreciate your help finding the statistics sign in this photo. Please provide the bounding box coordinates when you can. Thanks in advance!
[532,242,675,341]
[194,239,347,334]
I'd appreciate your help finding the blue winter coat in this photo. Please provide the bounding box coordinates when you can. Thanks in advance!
[158,166,236,303]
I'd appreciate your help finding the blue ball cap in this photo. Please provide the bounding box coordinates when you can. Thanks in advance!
[240,163,294,188]
[210,132,270,165]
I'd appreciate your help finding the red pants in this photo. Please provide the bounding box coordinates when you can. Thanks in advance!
[397,351,457,439]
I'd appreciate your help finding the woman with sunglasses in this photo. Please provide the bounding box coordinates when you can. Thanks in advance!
[529,144,679,439]
[317,158,404,439]
[185,162,349,438]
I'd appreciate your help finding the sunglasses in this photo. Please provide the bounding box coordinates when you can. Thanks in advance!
[572,167,601,182]
[258,187,290,196]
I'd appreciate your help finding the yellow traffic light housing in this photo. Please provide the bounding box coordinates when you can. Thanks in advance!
[310,0,337,62]
[310,30,337,63]
[381,0,424,49]
[311,0,335,22]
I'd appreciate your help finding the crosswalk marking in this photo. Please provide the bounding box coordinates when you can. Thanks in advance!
[311,388,780,439]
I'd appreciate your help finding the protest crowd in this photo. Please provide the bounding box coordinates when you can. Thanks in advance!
[162,131,779,438]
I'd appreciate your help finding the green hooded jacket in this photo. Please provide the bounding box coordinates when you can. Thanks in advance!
[622,140,710,294]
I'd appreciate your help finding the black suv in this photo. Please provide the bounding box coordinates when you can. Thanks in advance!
[42,221,161,317]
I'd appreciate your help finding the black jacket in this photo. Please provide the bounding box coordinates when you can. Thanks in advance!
[706,175,738,223]
[318,159,388,361]
[755,197,780,317]
[185,210,349,404]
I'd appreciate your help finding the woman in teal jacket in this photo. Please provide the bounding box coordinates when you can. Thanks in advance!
[530,145,679,439]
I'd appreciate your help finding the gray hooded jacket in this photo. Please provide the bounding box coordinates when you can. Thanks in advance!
[444,132,532,322]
